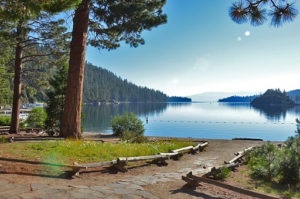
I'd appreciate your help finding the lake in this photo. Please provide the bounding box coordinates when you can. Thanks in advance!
[82,102,300,141]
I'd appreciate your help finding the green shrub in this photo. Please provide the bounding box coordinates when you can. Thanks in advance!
[277,148,299,184]
[215,167,231,180]
[282,191,293,199]
[111,113,144,137]
[0,116,10,126]
[248,142,279,181]
[0,116,25,128]
[26,107,47,128]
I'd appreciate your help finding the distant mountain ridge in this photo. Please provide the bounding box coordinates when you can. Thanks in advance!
[190,92,259,102]
[286,89,300,104]
[218,95,258,103]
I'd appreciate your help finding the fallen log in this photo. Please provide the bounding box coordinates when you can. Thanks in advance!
[71,160,118,176]
[118,154,166,162]
[9,137,65,142]
[197,142,208,152]
[159,152,178,156]
[182,172,278,199]
[171,141,208,154]
[225,146,254,164]
[171,146,193,153]
[203,162,240,179]
[80,160,117,168]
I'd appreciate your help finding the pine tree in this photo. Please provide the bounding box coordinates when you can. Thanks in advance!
[0,65,11,106]
[0,35,12,106]
[229,0,298,26]
[45,62,68,135]
[61,0,167,138]
[0,1,75,133]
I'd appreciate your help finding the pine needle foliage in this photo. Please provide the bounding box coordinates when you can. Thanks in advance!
[45,62,68,135]
[229,0,298,26]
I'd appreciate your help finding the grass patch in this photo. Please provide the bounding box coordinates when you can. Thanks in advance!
[215,166,232,180]
[254,180,300,198]
[0,140,195,165]
[234,166,300,198]
[0,136,9,143]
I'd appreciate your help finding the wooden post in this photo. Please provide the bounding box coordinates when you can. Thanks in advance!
[152,157,168,166]
[113,159,128,172]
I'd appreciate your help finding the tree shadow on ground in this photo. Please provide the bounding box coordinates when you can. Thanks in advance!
[0,157,74,179]
[170,184,224,199]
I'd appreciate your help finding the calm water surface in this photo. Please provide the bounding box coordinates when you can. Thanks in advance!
[83,102,300,141]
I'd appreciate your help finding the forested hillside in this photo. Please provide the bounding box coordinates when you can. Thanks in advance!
[251,89,294,106]
[2,61,168,104]
[83,63,168,103]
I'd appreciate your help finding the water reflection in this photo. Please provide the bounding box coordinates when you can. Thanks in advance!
[83,103,191,133]
[219,102,300,121]
[82,102,300,141]
[251,104,292,121]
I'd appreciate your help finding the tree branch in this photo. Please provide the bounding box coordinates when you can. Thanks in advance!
[22,53,54,60]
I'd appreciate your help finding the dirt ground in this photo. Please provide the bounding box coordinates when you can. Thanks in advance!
[0,137,284,198]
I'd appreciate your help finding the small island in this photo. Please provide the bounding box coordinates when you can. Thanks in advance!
[251,89,294,106]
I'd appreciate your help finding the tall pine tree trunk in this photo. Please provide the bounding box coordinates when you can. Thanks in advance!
[9,23,23,134]
[61,1,90,138]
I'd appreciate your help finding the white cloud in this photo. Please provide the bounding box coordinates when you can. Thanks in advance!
[237,36,242,41]
[245,31,251,36]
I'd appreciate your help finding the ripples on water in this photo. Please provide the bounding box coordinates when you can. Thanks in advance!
[83,102,300,141]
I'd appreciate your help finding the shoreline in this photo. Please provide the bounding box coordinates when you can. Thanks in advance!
[83,132,285,143]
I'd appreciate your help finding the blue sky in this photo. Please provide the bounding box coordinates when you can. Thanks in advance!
[86,0,300,97]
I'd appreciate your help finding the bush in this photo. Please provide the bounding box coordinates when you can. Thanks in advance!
[111,113,144,137]
[0,116,10,126]
[0,116,25,128]
[248,142,279,181]
[215,167,231,180]
[26,107,47,129]
[277,141,300,184]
